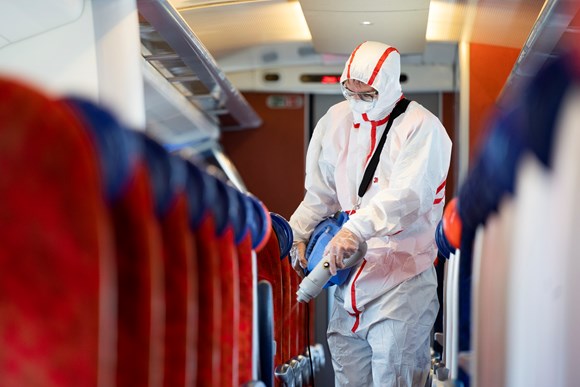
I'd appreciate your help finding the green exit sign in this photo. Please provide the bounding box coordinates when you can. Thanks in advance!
[266,95,304,109]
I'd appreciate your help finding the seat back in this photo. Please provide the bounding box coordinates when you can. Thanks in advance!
[257,231,283,375]
[142,135,198,387]
[211,174,241,387]
[234,190,255,385]
[0,79,115,386]
[186,161,223,387]
[67,98,165,387]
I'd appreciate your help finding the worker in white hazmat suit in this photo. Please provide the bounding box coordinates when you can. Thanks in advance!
[289,41,452,386]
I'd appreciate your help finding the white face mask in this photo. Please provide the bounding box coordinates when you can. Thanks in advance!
[349,99,376,114]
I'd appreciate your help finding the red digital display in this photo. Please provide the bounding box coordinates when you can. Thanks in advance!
[300,74,342,84]
[321,75,341,84]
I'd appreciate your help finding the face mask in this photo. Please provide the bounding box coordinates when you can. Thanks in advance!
[349,99,376,114]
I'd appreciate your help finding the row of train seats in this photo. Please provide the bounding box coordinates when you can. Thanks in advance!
[0,77,320,387]
[432,49,580,386]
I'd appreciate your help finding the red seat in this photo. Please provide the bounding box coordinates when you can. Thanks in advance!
[212,177,242,387]
[0,79,115,386]
[217,226,240,387]
[257,231,284,380]
[186,162,222,387]
[237,232,254,385]
[66,99,166,387]
[141,138,198,387]
[110,162,165,387]
[192,214,222,386]
[160,191,197,387]
[281,257,293,363]
[232,188,272,385]
[243,193,272,383]
[289,267,300,357]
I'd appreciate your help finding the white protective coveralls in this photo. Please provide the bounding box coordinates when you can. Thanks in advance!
[289,41,452,386]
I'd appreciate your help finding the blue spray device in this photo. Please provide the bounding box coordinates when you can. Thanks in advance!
[296,213,367,303]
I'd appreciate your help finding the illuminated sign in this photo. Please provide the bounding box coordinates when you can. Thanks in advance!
[266,95,304,109]
[300,74,342,84]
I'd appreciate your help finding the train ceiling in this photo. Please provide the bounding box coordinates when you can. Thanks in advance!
[170,0,547,61]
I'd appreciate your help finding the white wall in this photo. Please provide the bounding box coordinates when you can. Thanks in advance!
[0,0,145,129]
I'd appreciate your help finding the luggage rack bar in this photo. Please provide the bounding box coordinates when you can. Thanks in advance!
[137,0,262,131]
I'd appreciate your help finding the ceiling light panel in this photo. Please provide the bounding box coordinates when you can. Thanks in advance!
[179,1,311,58]
[299,0,429,12]
[299,0,431,55]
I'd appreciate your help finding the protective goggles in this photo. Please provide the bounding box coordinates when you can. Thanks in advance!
[340,83,379,103]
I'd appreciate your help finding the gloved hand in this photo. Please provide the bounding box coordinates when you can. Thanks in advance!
[290,241,307,278]
[324,228,362,276]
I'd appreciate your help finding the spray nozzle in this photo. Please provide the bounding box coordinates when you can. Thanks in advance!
[296,242,367,303]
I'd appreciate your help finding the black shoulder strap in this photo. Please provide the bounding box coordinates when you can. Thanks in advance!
[357,98,411,198]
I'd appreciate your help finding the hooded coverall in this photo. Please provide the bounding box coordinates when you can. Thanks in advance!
[289,41,452,386]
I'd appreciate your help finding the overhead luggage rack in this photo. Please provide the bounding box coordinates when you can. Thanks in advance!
[499,0,580,104]
[137,0,262,132]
